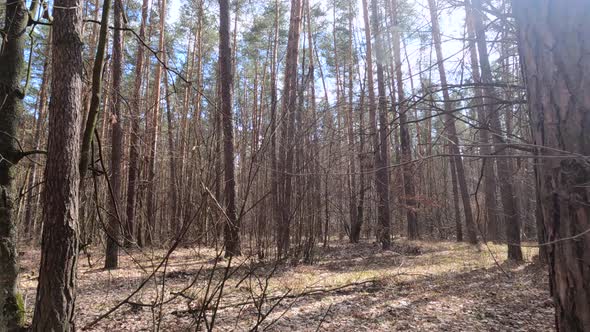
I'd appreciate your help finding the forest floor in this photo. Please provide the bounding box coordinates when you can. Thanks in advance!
[18,240,554,331]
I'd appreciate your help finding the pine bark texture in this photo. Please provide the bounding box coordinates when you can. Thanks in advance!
[513,0,590,329]
[31,0,84,328]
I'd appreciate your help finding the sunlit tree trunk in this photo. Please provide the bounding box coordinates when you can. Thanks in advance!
[219,0,241,257]
[126,0,150,247]
[347,0,361,243]
[105,0,124,269]
[32,0,84,327]
[163,53,179,237]
[276,0,303,257]
[269,0,280,256]
[79,0,112,181]
[146,0,167,245]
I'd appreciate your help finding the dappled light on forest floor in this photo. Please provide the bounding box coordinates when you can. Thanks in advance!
[17,240,553,331]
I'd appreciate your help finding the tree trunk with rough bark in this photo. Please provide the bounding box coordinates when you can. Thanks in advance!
[276,0,303,257]
[105,0,124,269]
[126,0,150,247]
[219,0,240,257]
[513,0,590,329]
[31,0,84,328]
[0,0,28,328]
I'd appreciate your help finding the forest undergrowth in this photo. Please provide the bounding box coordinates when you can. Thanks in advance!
[18,240,553,331]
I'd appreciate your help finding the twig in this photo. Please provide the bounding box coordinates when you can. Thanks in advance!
[174,279,377,314]
[315,303,333,332]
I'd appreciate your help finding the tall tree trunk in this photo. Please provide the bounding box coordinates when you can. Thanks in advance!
[31,0,84,328]
[464,1,499,242]
[126,0,150,247]
[269,0,280,255]
[391,0,418,239]
[163,54,179,237]
[471,0,522,260]
[362,0,391,249]
[427,0,477,244]
[146,0,167,245]
[276,0,303,257]
[0,0,29,328]
[513,0,590,329]
[373,0,393,248]
[448,145,463,241]
[346,0,361,243]
[356,82,367,243]
[105,0,124,269]
[79,0,112,180]
[304,0,319,254]
[219,0,240,257]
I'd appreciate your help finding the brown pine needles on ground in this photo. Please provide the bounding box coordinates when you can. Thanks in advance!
[18,240,553,331]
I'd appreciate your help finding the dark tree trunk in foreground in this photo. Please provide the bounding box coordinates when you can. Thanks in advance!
[32,0,84,328]
[105,0,124,269]
[0,0,28,328]
[219,0,240,257]
[513,0,590,329]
